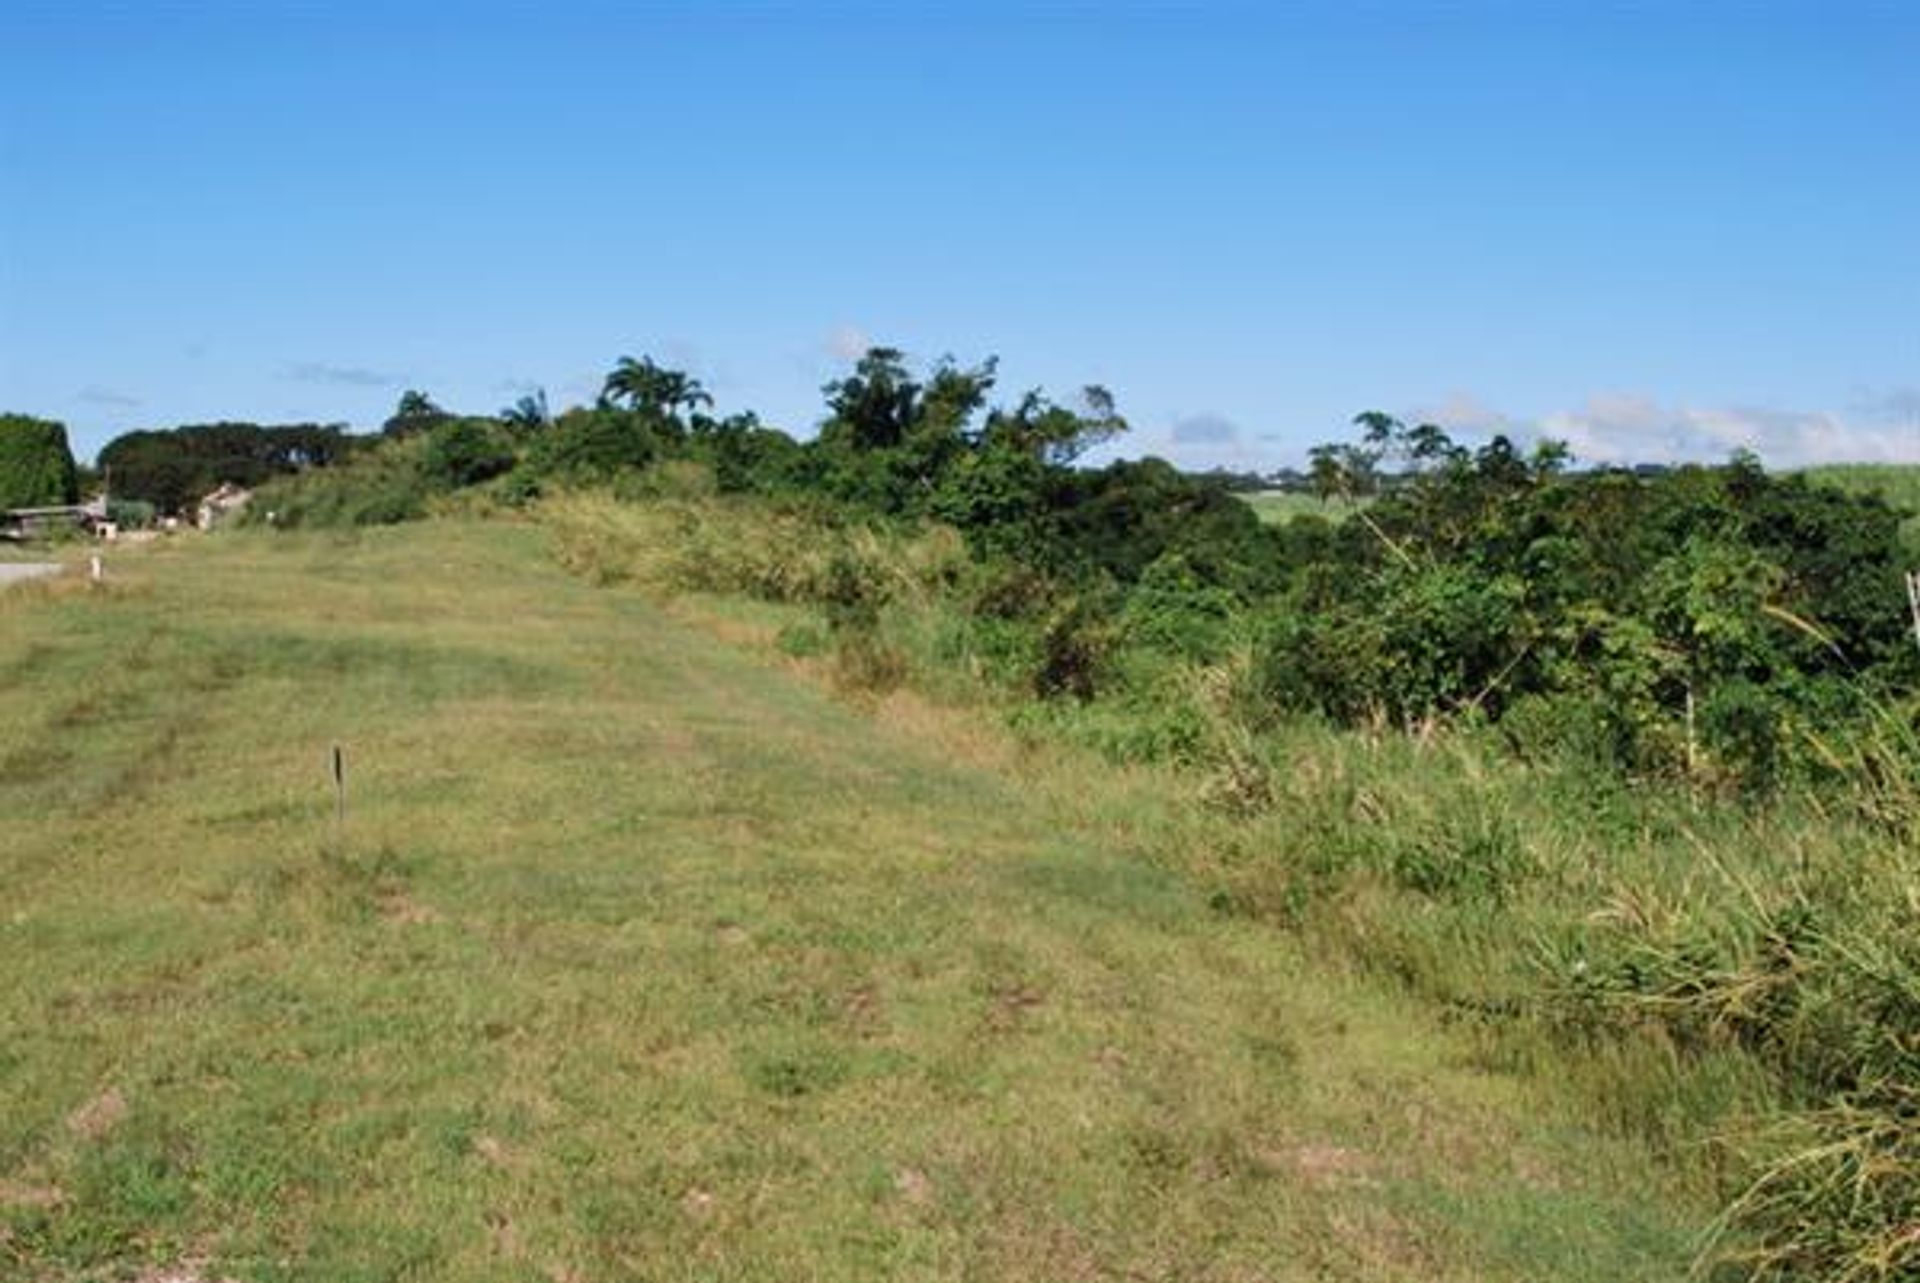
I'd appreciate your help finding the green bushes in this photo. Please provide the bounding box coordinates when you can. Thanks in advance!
[527,406,660,481]
[245,437,433,528]
[0,414,79,508]
[104,498,156,529]
[421,417,515,489]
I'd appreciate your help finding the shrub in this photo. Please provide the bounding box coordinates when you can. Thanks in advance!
[529,407,660,482]
[247,437,431,528]
[422,418,515,489]
[105,498,157,530]
[1033,592,1121,702]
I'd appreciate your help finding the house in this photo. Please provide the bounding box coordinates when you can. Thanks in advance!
[196,483,252,530]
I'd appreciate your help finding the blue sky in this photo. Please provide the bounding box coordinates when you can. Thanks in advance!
[2,1,1915,468]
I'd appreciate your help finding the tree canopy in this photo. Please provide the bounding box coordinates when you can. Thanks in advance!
[0,414,80,509]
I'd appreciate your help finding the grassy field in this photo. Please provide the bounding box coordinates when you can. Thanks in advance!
[1235,491,1358,525]
[0,521,1704,1282]
[1802,463,1920,552]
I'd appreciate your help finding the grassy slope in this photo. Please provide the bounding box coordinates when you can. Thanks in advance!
[2,523,1700,1283]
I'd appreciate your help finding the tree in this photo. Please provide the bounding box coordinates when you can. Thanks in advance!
[980,385,1128,467]
[501,389,550,435]
[818,348,921,452]
[383,390,450,438]
[1306,442,1378,504]
[0,414,79,508]
[601,356,711,427]
[98,422,356,513]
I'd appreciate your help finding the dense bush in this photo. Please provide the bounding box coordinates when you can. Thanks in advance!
[0,414,79,509]
[105,497,156,529]
[528,406,661,480]
[245,436,432,528]
[422,417,516,488]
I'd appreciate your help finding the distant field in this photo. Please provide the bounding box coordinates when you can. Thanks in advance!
[1801,463,1920,552]
[0,521,1700,1282]
[1241,466,1920,547]
[1800,461,1920,504]
[1237,490,1358,524]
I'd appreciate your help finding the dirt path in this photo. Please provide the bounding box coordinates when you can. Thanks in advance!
[0,562,61,587]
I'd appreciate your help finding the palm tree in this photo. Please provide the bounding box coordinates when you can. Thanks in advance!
[601,356,711,424]
[500,389,549,434]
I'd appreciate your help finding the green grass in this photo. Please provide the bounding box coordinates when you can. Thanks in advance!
[1,519,1706,1282]
[1236,490,1361,524]
[540,489,1920,1279]
[1801,463,1920,553]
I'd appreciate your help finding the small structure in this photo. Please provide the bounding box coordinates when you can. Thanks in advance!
[196,482,252,530]
[2,504,89,541]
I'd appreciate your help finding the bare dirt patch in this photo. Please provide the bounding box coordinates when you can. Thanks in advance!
[378,890,441,925]
[65,1087,127,1141]
[0,1179,65,1209]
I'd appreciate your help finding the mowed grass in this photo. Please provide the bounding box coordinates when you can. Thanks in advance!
[3,521,1702,1282]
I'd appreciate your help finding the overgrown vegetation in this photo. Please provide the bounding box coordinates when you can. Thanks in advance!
[25,346,1920,1277]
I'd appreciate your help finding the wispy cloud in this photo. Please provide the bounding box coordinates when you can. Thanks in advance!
[1170,413,1240,446]
[284,361,401,388]
[825,325,870,362]
[1404,391,1514,436]
[75,385,141,408]
[1119,411,1266,471]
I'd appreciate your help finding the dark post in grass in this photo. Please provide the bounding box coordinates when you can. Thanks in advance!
[331,744,347,830]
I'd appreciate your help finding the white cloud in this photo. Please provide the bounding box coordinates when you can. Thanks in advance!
[1535,394,1920,468]
[826,324,870,362]
[1404,390,1514,436]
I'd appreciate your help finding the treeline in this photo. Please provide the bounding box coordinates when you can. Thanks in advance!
[245,347,1917,798]
[94,422,359,514]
